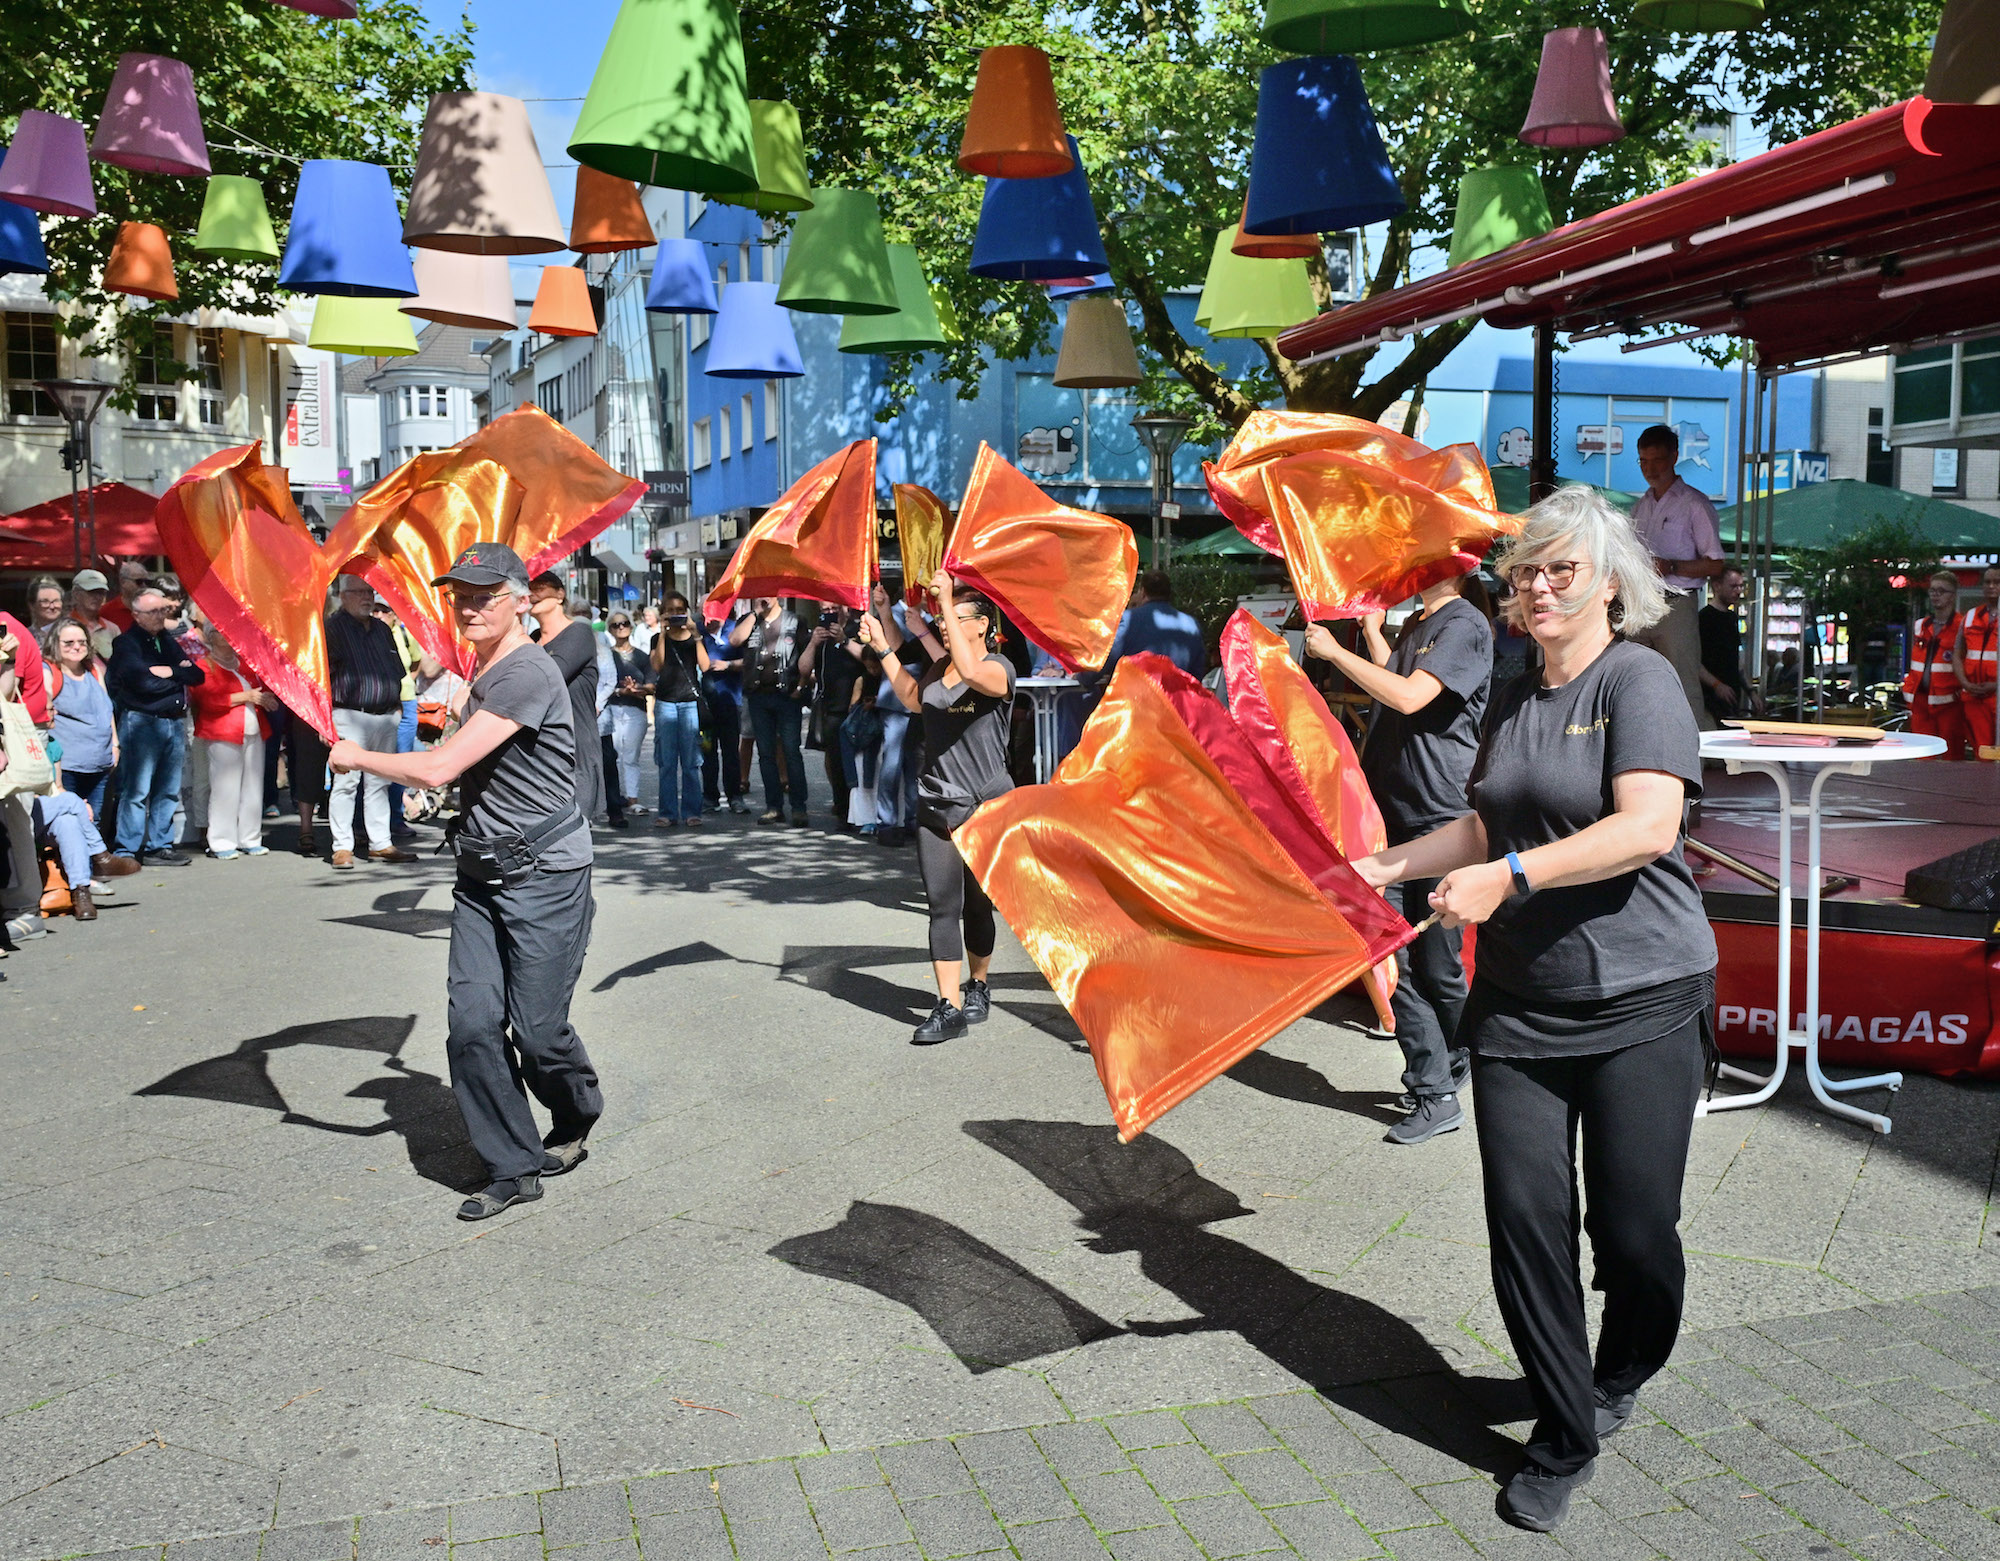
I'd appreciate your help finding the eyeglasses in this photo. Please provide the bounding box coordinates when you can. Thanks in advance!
[451,590,512,612]
[1506,560,1583,592]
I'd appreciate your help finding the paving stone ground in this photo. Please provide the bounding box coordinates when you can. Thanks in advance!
[3,778,1998,1561]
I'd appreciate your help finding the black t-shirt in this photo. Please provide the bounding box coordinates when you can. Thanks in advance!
[1467,638,1715,1008]
[815,636,864,712]
[1698,604,1744,694]
[655,634,700,703]
[608,648,653,708]
[918,654,1017,809]
[1358,596,1492,844]
[540,621,605,815]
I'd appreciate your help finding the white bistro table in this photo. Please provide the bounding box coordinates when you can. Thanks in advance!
[1019,675,1080,783]
[1696,729,1946,1135]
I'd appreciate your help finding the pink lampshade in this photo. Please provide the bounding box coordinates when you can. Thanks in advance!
[270,0,360,16]
[0,111,97,217]
[400,249,518,332]
[1519,27,1624,150]
[90,53,211,176]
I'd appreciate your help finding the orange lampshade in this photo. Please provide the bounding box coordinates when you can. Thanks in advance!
[570,166,654,254]
[529,266,598,337]
[958,46,1072,179]
[103,220,177,301]
[1230,192,1318,259]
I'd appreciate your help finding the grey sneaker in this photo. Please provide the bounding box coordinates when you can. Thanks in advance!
[1499,1459,1593,1532]
[1386,1093,1463,1145]
[1594,1387,1638,1438]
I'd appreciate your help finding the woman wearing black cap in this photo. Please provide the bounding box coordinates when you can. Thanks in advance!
[331,542,603,1221]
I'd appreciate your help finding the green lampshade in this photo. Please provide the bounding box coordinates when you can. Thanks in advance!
[775,188,898,315]
[308,294,419,356]
[568,0,758,193]
[1446,166,1553,269]
[838,244,949,354]
[1633,0,1765,31]
[706,100,813,214]
[194,175,280,262]
[1194,228,1317,340]
[1260,0,1475,53]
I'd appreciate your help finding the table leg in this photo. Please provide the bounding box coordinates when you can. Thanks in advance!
[1030,691,1058,785]
[1701,759,1793,1116]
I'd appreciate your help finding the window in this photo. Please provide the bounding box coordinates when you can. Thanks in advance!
[1933,447,1965,496]
[4,312,60,417]
[1866,407,1894,487]
[131,324,177,423]
[740,393,753,451]
[401,385,413,418]
[536,377,564,420]
[417,385,432,417]
[692,416,712,469]
[764,380,778,440]
[192,328,223,427]
[719,404,732,458]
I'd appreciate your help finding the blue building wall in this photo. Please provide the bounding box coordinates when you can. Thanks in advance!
[685,198,788,523]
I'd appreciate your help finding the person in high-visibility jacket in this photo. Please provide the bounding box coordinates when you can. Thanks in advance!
[1952,564,2000,755]
[1906,570,1972,760]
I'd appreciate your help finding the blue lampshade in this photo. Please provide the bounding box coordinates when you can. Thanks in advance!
[1048,272,1114,299]
[278,159,418,298]
[646,238,719,314]
[1243,57,1404,238]
[704,281,802,379]
[970,134,1110,282]
[0,187,49,276]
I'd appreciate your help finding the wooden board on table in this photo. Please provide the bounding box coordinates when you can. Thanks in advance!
[1724,719,1888,744]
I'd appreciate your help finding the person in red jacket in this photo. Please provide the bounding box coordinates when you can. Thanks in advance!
[1954,564,2000,755]
[188,624,277,857]
[1905,572,1972,760]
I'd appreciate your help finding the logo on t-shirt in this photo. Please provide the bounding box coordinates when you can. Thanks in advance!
[1564,715,1610,736]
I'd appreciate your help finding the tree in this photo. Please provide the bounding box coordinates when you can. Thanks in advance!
[1,0,474,404]
[741,0,1932,439]
[1789,518,1942,648]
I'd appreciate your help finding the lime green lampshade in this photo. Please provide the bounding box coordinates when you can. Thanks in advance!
[1194,228,1317,340]
[1633,0,1764,31]
[775,188,898,315]
[1446,166,1553,269]
[1260,0,1475,53]
[838,244,949,354]
[194,175,280,261]
[567,0,757,193]
[308,294,419,356]
[706,100,813,214]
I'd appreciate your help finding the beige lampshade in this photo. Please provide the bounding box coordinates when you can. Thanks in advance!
[1053,295,1142,389]
[402,92,566,255]
[400,249,518,331]
[1926,0,2000,105]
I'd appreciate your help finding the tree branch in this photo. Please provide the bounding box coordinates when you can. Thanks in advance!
[1104,224,1259,428]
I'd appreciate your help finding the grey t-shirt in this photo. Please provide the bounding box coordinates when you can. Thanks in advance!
[460,644,591,872]
[1467,637,1714,1002]
[1358,596,1492,844]
[919,654,1017,813]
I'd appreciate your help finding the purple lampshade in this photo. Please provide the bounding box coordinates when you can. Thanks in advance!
[1519,28,1624,149]
[91,53,210,177]
[0,111,96,218]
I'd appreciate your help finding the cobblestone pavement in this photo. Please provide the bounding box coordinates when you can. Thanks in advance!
[2,804,1998,1561]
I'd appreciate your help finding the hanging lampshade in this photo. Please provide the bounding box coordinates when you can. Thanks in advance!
[401,250,517,331]
[1446,166,1553,269]
[279,160,418,297]
[838,244,949,355]
[1195,229,1316,340]
[194,176,280,262]
[705,100,814,214]
[90,53,210,177]
[0,189,49,277]
[958,46,1071,179]
[775,189,898,315]
[1243,57,1404,237]
[970,135,1109,282]
[568,0,757,193]
[530,267,599,337]
[1260,0,1474,52]
[1052,295,1142,389]
[103,222,178,301]
[1632,0,1764,29]
[645,238,720,313]
[1047,273,1115,298]
[270,0,360,16]
[1231,192,1318,258]
[705,281,803,379]
[1924,0,2000,103]
[309,295,419,356]
[0,112,96,218]
[570,166,654,253]
[1519,28,1624,148]
[403,93,566,255]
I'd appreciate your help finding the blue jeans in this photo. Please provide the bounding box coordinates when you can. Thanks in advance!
[35,791,108,887]
[61,767,111,820]
[654,699,703,822]
[877,709,917,829]
[745,689,807,814]
[387,697,417,832]
[113,710,187,856]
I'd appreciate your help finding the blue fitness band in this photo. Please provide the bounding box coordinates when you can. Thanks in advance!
[1506,851,1533,898]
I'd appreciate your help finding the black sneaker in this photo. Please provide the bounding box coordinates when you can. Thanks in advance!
[1594,1387,1638,1438]
[456,1174,543,1221]
[912,999,968,1046]
[1498,1459,1593,1532]
[1395,1061,1470,1113]
[961,980,992,1024]
[790,811,812,828]
[147,849,191,867]
[1386,1093,1463,1146]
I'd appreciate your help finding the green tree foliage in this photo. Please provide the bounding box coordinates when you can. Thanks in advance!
[1789,519,1942,637]
[1,1,473,400]
[740,0,1931,431]
[1167,553,1259,662]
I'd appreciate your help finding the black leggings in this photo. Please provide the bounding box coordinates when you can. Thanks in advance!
[1474,1021,1704,1476]
[917,820,995,963]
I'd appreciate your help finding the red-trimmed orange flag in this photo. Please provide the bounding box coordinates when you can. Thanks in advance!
[705,440,879,621]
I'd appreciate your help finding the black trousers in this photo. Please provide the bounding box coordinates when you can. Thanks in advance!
[818,702,851,819]
[599,734,625,823]
[1383,877,1467,1097]
[446,864,602,1182]
[703,694,743,803]
[1475,1021,1704,1476]
[917,819,996,963]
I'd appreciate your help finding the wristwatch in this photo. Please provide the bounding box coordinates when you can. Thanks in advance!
[1505,851,1533,898]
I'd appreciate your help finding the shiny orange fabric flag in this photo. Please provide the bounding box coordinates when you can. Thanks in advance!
[705,440,879,621]
[1204,410,1515,619]
[957,654,1413,1141]
[892,483,953,609]
[945,443,1136,672]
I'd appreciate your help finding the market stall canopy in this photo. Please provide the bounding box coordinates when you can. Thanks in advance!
[1719,478,2000,552]
[1177,527,1271,558]
[0,482,164,569]
[1278,98,2000,375]
[1488,466,1636,514]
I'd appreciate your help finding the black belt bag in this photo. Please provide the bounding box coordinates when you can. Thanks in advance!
[447,803,581,888]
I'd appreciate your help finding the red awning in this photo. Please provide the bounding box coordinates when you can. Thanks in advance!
[1277,99,2000,374]
[0,482,165,571]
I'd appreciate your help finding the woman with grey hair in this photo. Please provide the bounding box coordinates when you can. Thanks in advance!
[1355,486,1716,1532]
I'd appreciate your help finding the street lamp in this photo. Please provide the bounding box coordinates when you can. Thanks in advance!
[1130,412,1193,570]
[38,378,114,569]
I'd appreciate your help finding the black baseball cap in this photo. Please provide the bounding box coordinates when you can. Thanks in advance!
[433,542,530,593]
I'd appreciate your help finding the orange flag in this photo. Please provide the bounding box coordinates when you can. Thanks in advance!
[892,483,953,609]
[957,654,1413,1140]
[945,443,1136,671]
[704,440,879,621]
[1204,410,1514,619]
